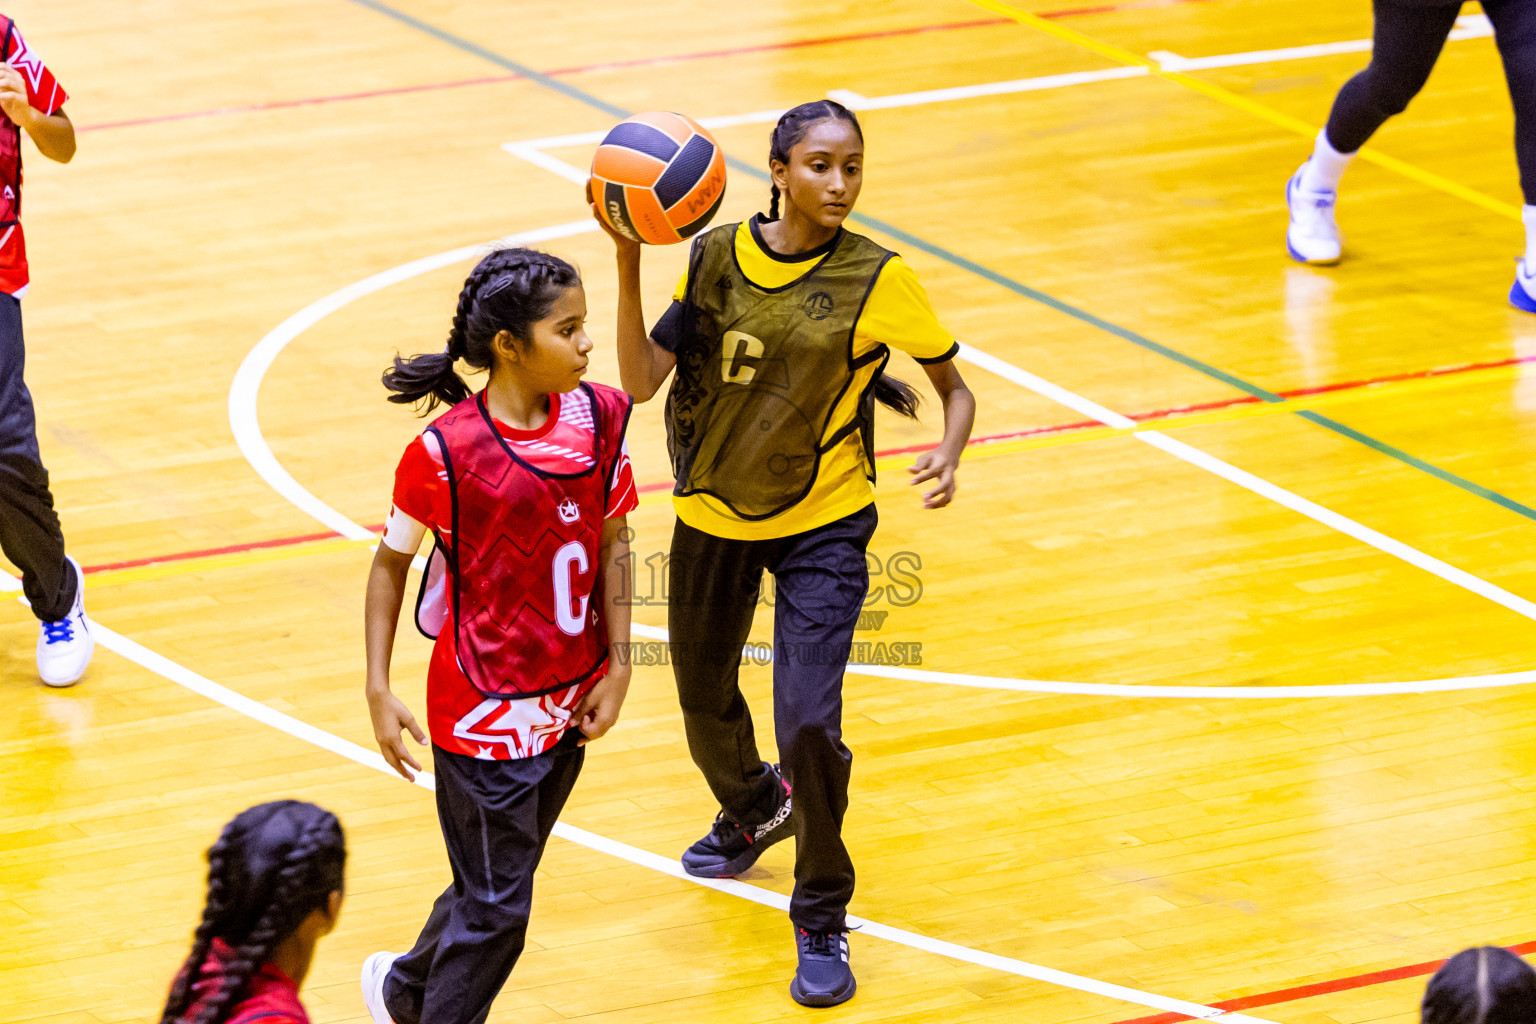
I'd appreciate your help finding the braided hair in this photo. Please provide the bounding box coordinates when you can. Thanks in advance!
[763,100,921,420]
[382,247,582,413]
[1422,947,1536,1024]
[160,801,346,1024]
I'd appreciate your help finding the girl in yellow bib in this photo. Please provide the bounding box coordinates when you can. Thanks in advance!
[597,98,975,1007]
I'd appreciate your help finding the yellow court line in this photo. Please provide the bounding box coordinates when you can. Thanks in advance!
[75,361,1528,588]
[966,0,1521,221]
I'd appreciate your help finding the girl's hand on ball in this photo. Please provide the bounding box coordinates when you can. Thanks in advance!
[587,179,641,256]
[908,449,959,509]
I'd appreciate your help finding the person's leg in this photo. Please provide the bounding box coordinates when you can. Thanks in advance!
[669,517,779,824]
[768,505,876,934]
[1483,0,1536,309]
[1288,1,1462,263]
[0,294,74,621]
[384,741,581,1024]
[767,504,876,1008]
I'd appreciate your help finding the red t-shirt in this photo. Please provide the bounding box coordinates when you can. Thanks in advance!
[387,389,638,760]
[176,939,308,1024]
[0,17,68,297]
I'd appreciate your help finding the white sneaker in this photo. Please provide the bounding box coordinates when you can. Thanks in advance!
[360,951,400,1024]
[1286,164,1342,265]
[36,556,93,687]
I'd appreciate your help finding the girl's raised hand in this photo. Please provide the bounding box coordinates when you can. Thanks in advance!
[367,687,427,781]
[908,449,959,509]
[587,179,641,257]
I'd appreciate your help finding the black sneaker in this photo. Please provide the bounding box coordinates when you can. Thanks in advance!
[790,926,855,1007]
[680,762,794,878]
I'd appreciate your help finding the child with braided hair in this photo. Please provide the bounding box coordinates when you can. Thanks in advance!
[361,247,637,1024]
[159,801,346,1024]
[599,97,975,1006]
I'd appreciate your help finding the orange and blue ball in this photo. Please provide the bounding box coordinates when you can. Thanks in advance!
[591,112,727,245]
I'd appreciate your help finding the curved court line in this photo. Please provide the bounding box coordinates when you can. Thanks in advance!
[233,229,1536,696]
[228,219,600,543]
[52,598,1268,1024]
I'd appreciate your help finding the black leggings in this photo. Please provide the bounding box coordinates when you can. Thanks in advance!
[1325,0,1536,204]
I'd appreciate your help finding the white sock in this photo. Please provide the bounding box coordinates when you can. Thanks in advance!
[1523,205,1536,269]
[1299,130,1354,194]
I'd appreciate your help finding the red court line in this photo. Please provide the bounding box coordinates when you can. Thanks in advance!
[1106,940,1536,1024]
[82,525,384,575]
[75,0,1218,134]
[76,348,1535,579]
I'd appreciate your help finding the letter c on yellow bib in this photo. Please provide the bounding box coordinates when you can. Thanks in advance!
[721,331,765,384]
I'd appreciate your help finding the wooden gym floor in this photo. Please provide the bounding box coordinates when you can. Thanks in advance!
[6,1,1536,1022]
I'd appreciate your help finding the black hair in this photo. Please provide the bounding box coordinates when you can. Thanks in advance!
[1423,947,1536,1024]
[764,100,920,420]
[765,98,863,224]
[382,247,582,414]
[160,801,346,1024]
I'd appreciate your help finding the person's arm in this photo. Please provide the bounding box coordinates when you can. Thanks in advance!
[571,515,633,745]
[0,66,73,164]
[907,359,975,509]
[364,543,428,780]
[589,187,676,401]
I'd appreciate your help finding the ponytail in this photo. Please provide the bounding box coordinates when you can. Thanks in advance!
[874,373,921,419]
[383,247,581,414]
[161,802,346,1024]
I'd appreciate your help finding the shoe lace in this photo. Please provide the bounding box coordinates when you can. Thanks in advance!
[708,811,744,842]
[42,618,75,645]
[798,928,838,958]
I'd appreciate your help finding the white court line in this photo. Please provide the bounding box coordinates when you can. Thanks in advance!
[228,219,601,543]
[502,15,1496,154]
[1149,14,1492,72]
[234,229,1535,695]
[11,590,1263,1024]
[626,623,1536,699]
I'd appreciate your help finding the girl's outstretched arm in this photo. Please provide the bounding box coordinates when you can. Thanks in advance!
[908,360,975,509]
[364,544,428,780]
[589,190,676,402]
[573,516,633,745]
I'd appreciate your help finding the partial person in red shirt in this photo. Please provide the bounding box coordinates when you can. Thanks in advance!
[360,247,636,1024]
[159,801,346,1024]
[0,14,91,687]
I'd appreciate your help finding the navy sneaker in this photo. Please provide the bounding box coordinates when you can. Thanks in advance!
[680,762,793,878]
[790,926,855,1007]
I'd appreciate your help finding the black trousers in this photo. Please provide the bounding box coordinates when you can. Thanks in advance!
[1325,0,1536,204]
[383,734,584,1024]
[670,503,878,932]
[0,294,73,622]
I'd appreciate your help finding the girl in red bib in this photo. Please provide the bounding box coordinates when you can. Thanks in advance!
[360,248,636,1024]
[159,801,346,1024]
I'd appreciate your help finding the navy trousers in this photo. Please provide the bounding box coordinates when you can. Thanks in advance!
[1326,0,1536,204]
[0,294,73,622]
[384,733,584,1024]
[670,503,878,932]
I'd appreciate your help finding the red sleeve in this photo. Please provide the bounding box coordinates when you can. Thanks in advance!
[4,23,68,115]
[605,440,638,518]
[392,433,447,532]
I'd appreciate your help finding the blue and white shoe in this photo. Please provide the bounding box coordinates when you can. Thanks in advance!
[1511,260,1536,313]
[36,556,92,687]
[1286,164,1342,265]
[790,926,855,1007]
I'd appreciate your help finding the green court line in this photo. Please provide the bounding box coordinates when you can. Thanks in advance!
[346,0,1536,525]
